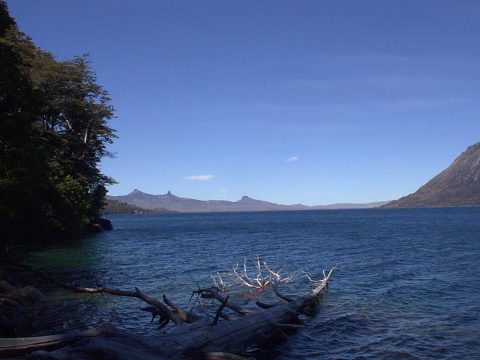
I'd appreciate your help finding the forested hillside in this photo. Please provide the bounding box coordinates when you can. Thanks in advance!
[0,1,116,246]
[103,200,154,214]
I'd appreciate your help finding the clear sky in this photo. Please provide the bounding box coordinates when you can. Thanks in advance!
[8,0,480,205]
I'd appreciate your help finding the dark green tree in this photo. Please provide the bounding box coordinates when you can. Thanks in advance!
[0,0,116,246]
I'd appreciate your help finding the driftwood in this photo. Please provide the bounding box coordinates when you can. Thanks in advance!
[0,328,103,357]
[1,259,335,359]
[5,259,183,326]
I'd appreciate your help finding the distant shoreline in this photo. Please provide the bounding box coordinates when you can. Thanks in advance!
[105,205,480,216]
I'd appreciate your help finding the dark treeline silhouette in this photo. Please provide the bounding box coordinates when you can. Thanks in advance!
[103,200,155,214]
[0,1,116,246]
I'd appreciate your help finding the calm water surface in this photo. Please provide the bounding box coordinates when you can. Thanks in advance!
[28,208,480,359]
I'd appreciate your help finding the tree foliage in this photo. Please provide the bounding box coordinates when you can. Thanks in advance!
[103,200,154,214]
[0,1,116,246]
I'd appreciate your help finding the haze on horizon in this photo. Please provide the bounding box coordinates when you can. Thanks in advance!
[9,0,480,206]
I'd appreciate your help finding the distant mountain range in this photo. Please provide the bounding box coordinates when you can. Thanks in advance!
[384,141,480,208]
[107,190,388,213]
[108,141,480,212]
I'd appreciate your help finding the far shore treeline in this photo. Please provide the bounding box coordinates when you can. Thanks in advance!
[0,1,116,247]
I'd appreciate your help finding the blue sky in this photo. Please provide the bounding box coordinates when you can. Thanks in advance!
[9,0,480,205]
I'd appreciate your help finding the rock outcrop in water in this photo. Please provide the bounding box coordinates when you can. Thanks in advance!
[384,141,480,208]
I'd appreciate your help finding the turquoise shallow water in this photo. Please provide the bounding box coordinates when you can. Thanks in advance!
[28,208,480,359]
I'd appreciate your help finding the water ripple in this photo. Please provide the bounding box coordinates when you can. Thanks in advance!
[28,208,480,359]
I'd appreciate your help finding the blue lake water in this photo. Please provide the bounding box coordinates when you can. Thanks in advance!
[28,208,480,359]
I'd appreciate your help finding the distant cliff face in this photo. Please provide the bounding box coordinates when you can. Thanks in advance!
[385,142,480,208]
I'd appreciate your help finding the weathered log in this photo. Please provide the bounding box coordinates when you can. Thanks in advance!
[276,323,304,330]
[171,294,314,355]
[2,260,335,359]
[0,328,103,357]
[6,260,183,326]
[196,288,253,316]
[213,295,229,326]
[163,294,201,323]
[255,300,275,309]
[0,295,19,307]
[272,283,294,303]
[74,287,184,326]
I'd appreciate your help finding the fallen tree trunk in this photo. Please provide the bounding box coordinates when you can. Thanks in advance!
[5,259,183,326]
[2,260,335,359]
[0,328,103,358]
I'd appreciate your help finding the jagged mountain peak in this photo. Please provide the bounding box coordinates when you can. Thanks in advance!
[239,195,253,201]
[130,188,145,195]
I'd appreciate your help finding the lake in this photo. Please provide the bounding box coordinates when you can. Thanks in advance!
[28,208,480,359]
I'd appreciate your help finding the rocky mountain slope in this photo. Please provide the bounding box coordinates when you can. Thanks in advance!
[384,142,480,208]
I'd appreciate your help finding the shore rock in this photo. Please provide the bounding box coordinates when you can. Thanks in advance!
[98,218,113,231]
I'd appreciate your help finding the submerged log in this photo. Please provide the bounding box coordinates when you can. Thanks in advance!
[2,260,335,359]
